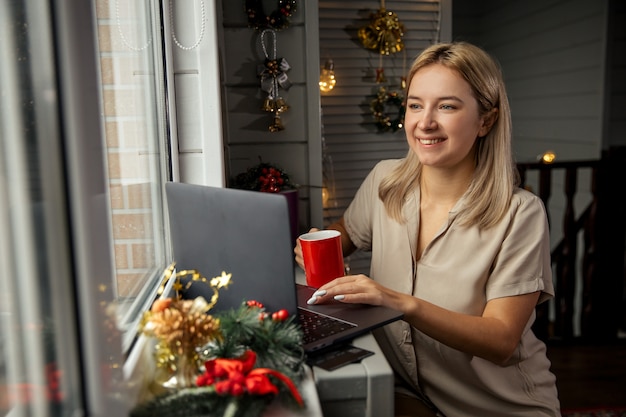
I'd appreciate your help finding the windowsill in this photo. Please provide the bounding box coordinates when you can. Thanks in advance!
[122,333,323,416]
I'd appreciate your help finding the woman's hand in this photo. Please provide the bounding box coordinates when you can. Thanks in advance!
[295,218,357,272]
[293,227,319,270]
[306,274,408,311]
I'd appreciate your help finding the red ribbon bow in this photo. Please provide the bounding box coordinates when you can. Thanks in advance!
[196,350,303,406]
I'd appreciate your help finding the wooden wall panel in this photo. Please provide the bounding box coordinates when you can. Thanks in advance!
[473,0,607,162]
[319,0,446,273]
[217,0,323,233]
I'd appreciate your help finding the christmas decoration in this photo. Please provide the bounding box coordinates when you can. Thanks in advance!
[146,297,222,388]
[376,67,387,84]
[319,59,337,92]
[357,1,405,55]
[257,29,291,132]
[370,86,405,133]
[246,0,297,31]
[139,266,231,389]
[131,264,306,417]
[356,1,407,134]
[169,0,206,51]
[231,160,295,193]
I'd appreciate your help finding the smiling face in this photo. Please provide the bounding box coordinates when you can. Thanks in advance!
[405,63,494,173]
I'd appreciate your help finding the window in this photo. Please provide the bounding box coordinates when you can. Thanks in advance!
[0,0,226,410]
[95,0,172,351]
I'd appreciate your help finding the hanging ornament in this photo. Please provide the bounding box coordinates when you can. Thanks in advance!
[367,48,406,133]
[370,52,406,132]
[370,86,405,133]
[246,0,297,31]
[376,67,387,84]
[357,0,405,55]
[257,29,291,132]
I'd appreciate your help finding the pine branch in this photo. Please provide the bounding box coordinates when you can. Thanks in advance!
[130,387,273,417]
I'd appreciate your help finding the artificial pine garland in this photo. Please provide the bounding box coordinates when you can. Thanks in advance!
[131,301,306,417]
[201,302,305,379]
[129,385,275,417]
[245,0,297,31]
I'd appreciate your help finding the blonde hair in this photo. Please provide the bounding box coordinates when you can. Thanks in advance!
[378,42,519,229]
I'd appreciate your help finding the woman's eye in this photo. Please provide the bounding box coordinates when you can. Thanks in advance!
[440,104,455,110]
[408,103,422,110]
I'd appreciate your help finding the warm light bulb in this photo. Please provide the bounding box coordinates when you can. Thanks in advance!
[539,150,556,164]
[319,59,336,92]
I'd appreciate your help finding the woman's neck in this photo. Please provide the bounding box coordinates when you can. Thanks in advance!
[420,164,473,207]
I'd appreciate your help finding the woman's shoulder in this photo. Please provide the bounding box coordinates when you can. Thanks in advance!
[371,159,404,176]
[363,159,407,189]
[511,187,548,214]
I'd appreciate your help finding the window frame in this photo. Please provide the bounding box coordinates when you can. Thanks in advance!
[94,0,177,353]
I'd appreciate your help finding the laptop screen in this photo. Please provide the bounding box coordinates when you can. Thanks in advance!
[164,182,298,316]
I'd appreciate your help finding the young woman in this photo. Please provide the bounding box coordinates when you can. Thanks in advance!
[296,42,560,416]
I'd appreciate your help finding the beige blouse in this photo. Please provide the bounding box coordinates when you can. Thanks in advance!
[343,159,560,417]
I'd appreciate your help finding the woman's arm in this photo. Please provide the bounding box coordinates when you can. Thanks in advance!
[403,289,540,364]
[326,217,357,257]
[310,275,540,365]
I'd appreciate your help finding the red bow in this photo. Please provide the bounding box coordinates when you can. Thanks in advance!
[196,350,303,406]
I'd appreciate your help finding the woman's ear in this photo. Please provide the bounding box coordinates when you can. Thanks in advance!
[478,108,498,137]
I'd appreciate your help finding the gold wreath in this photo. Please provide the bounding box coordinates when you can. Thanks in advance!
[370,87,405,132]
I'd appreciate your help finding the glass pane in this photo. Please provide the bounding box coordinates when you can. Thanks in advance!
[94,0,171,348]
[0,1,82,415]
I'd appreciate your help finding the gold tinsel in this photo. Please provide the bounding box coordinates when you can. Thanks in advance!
[358,7,405,55]
[142,265,231,374]
[145,299,221,357]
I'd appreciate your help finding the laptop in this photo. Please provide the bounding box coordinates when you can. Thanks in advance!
[164,182,403,354]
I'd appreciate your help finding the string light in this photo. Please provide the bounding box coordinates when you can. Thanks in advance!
[322,187,329,206]
[538,150,556,164]
[319,59,336,92]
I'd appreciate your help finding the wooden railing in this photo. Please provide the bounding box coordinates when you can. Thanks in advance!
[518,151,625,343]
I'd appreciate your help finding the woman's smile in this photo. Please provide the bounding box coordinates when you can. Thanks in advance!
[417,136,446,145]
[404,63,485,169]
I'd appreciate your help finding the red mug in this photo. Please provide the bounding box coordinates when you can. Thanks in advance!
[299,230,345,288]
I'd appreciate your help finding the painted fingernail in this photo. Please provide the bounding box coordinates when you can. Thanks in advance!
[334,295,345,301]
[313,290,327,297]
[307,296,317,305]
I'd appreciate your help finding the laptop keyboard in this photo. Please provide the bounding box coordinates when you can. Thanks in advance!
[298,308,357,344]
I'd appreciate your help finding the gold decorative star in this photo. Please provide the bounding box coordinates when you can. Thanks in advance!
[211,271,232,289]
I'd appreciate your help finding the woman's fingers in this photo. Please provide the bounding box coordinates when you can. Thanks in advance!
[294,227,320,270]
[309,275,385,305]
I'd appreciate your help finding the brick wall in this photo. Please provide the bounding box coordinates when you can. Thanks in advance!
[95,0,159,297]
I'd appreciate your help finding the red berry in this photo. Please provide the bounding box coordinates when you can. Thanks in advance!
[246,300,264,309]
[272,309,289,321]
